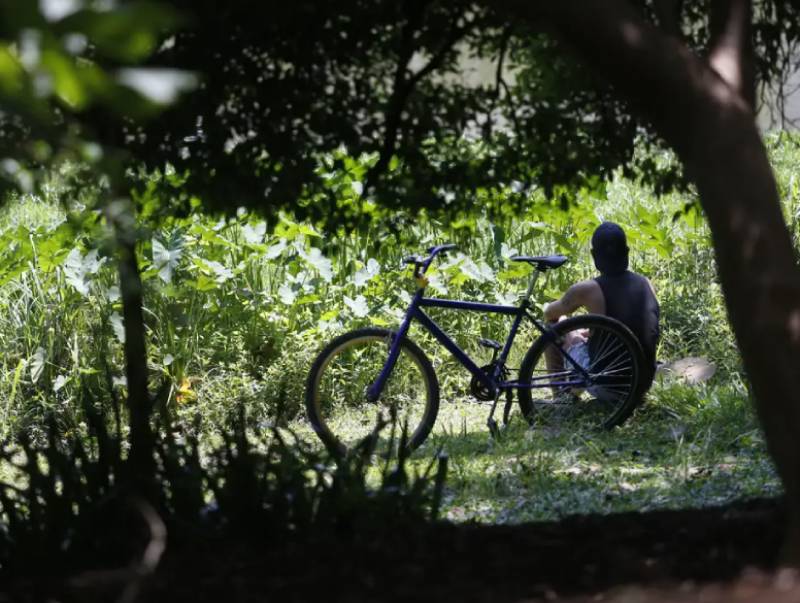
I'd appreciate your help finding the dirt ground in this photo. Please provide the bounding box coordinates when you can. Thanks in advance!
[6,497,796,603]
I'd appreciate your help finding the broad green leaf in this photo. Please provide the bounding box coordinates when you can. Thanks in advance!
[40,47,88,109]
[35,223,73,270]
[242,221,267,245]
[204,259,233,283]
[63,247,103,296]
[320,309,339,321]
[300,247,333,282]
[193,274,218,291]
[458,257,493,282]
[265,239,287,259]
[152,236,183,283]
[110,312,125,343]
[0,45,25,97]
[53,374,67,392]
[353,258,380,288]
[278,283,296,305]
[58,4,183,63]
[29,347,46,383]
[343,294,369,317]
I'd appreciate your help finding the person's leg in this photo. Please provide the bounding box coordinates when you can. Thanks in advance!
[546,329,589,398]
[544,324,587,373]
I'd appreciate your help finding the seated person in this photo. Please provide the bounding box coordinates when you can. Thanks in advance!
[543,222,660,397]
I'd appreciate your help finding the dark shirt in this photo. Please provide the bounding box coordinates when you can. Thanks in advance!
[594,271,660,386]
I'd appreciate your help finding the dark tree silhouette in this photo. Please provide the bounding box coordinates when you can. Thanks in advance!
[118,1,799,216]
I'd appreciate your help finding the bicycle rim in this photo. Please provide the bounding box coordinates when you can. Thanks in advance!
[308,332,436,456]
[519,316,642,428]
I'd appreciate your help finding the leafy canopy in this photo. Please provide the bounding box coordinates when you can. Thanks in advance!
[109,0,800,222]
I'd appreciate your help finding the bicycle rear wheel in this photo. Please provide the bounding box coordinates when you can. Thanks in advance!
[517,315,644,429]
[305,328,439,457]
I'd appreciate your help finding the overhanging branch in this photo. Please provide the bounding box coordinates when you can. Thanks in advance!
[366,5,471,189]
[708,0,756,110]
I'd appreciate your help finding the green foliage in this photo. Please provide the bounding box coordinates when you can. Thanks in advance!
[0,136,777,437]
[108,1,800,221]
[1,135,798,529]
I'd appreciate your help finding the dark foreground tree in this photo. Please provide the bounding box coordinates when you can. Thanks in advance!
[0,1,193,496]
[517,0,800,561]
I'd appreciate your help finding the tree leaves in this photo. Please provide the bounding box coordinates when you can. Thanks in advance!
[63,247,103,296]
[28,347,45,384]
[354,258,381,288]
[58,3,184,63]
[152,236,184,284]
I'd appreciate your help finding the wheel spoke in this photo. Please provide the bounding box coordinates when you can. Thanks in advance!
[518,316,642,429]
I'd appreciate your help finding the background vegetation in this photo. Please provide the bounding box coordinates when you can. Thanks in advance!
[2,136,797,529]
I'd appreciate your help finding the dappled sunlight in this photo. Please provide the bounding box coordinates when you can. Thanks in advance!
[284,377,781,526]
[372,381,781,524]
[789,309,800,344]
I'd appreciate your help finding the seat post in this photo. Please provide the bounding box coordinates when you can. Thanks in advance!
[522,269,541,302]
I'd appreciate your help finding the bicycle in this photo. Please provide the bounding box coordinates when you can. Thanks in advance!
[305,244,645,456]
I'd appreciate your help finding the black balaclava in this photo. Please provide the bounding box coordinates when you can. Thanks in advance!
[591,222,629,275]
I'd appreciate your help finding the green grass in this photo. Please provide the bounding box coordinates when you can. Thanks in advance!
[289,376,779,524]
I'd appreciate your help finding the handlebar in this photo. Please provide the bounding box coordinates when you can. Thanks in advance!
[426,243,457,256]
[402,243,458,277]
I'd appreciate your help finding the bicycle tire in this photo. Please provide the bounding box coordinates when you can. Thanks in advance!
[305,327,440,457]
[517,314,645,429]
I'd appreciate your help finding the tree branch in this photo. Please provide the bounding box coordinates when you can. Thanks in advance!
[492,0,753,156]
[366,4,470,189]
[708,0,756,110]
[484,25,514,138]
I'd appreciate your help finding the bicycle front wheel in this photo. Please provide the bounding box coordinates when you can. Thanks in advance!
[305,328,440,457]
[517,315,644,429]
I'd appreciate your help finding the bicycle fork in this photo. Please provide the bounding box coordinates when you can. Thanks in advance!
[365,292,419,402]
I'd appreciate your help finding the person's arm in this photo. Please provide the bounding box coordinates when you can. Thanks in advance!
[543,280,598,323]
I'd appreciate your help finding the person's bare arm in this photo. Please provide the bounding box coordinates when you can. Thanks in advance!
[543,280,604,323]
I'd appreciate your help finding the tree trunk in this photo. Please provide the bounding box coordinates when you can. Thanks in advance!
[113,205,156,498]
[494,0,800,561]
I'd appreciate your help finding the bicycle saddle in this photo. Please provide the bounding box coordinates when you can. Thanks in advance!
[509,255,568,271]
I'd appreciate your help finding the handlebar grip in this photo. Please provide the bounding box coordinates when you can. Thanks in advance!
[402,255,420,265]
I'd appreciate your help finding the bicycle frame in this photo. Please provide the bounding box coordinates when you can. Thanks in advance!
[365,269,592,403]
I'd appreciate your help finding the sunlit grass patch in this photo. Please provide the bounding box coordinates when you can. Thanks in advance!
[389,381,780,524]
